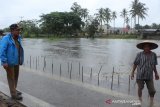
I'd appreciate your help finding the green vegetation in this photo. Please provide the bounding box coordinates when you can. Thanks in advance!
[3,0,158,39]
[120,8,128,33]
[40,12,83,35]
[130,0,148,26]
[25,33,138,40]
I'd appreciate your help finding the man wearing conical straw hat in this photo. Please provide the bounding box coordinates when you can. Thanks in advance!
[131,40,159,107]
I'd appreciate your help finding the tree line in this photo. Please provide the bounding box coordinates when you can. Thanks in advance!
[2,0,160,38]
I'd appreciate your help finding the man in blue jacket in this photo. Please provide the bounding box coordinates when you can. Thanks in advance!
[0,24,24,100]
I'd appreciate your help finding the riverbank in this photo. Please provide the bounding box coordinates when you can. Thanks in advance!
[24,34,138,40]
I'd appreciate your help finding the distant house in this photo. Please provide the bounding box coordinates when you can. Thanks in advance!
[98,25,136,35]
[138,29,160,39]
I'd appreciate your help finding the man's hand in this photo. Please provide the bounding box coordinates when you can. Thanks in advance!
[3,64,8,69]
[131,65,137,80]
[131,72,134,80]
[155,73,159,80]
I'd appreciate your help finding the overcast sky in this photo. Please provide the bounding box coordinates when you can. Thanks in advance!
[0,0,160,29]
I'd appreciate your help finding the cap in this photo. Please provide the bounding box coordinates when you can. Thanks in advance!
[10,24,22,30]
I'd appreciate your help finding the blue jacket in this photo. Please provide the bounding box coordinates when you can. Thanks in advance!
[0,33,24,66]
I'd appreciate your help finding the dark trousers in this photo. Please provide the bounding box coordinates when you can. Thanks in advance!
[5,65,19,97]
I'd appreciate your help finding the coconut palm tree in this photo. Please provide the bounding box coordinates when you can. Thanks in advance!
[71,2,82,16]
[80,8,89,21]
[130,0,148,27]
[104,8,111,34]
[130,0,138,27]
[126,17,130,26]
[125,17,130,32]
[95,8,105,30]
[120,8,128,30]
[137,3,148,25]
[112,11,117,32]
